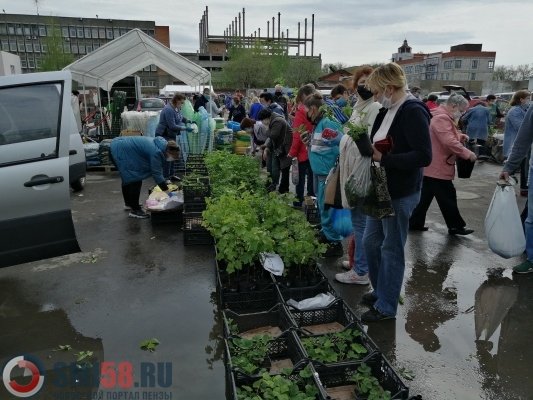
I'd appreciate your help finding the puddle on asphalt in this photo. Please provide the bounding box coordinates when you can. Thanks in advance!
[0,278,103,399]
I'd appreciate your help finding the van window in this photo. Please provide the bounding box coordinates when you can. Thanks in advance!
[0,83,62,165]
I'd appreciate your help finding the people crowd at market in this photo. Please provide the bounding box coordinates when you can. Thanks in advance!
[110,61,532,322]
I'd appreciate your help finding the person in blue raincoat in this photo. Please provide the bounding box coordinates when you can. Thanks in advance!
[155,93,195,181]
[110,136,181,219]
[302,92,344,257]
[461,101,490,159]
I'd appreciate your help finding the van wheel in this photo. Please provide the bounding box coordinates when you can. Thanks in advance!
[71,175,86,192]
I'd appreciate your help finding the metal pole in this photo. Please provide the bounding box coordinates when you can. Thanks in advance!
[298,22,301,56]
[311,14,314,56]
[304,18,307,56]
[238,12,241,38]
[267,21,269,39]
[277,12,280,40]
[242,8,246,46]
[272,17,274,38]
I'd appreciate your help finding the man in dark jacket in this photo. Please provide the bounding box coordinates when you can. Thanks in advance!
[194,88,211,112]
[273,84,289,120]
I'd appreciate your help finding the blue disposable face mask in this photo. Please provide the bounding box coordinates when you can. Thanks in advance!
[336,98,348,107]
[204,94,210,100]
[245,128,253,134]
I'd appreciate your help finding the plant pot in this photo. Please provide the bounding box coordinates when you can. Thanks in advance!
[239,280,257,293]
[308,276,322,286]
[255,278,271,291]
[227,284,239,294]
[354,134,374,157]
[294,278,309,288]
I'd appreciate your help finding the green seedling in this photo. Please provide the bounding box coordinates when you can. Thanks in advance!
[301,328,368,364]
[349,363,392,400]
[398,367,415,381]
[140,338,160,352]
[74,351,93,362]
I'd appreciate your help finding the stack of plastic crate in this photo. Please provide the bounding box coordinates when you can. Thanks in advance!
[182,155,213,245]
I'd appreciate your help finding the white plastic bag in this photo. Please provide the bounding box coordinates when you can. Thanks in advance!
[344,156,373,207]
[485,182,526,258]
[261,252,284,276]
[286,292,337,311]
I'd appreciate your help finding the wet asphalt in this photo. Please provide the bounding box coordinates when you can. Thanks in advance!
[0,160,532,400]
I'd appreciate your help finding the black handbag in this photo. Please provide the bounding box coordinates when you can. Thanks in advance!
[361,162,395,219]
[447,143,475,179]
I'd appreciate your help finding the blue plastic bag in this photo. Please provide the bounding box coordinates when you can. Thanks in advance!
[331,208,354,238]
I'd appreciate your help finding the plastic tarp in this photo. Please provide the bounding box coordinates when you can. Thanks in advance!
[62,29,210,91]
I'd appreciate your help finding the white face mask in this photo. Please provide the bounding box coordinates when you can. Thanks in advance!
[453,110,462,120]
[379,93,393,109]
[166,156,175,162]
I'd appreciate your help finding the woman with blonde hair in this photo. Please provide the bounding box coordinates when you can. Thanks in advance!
[248,96,263,120]
[360,62,432,322]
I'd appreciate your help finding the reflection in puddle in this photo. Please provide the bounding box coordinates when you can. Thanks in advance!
[474,271,533,399]
[0,278,103,399]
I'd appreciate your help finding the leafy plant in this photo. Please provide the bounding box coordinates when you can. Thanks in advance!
[52,344,72,352]
[236,364,319,400]
[140,338,160,352]
[229,334,273,375]
[300,329,368,364]
[349,363,392,400]
[227,318,240,336]
[74,351,93,362]
[397,367,415,381]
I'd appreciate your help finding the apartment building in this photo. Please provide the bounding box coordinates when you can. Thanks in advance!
[0,14,172,94]
[392,41,496,95]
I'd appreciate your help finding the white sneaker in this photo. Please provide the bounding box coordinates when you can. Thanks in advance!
[341,260,351,270]
[335,270,369,285]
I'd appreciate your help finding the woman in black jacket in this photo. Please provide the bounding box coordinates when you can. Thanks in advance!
[361,63,432,322]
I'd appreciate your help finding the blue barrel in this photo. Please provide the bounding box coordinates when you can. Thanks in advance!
[216,129,233,145]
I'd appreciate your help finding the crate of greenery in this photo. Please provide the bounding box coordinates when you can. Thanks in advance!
[288,300,379,364]
[223,304,295,340]
[227,361,323,400]
[182,178,211,204]
[313,354,410,400]
[225,330,307,381]
[217,261,280,312]
[185,163,209,176]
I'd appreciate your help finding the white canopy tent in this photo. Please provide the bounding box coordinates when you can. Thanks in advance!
[63,28,211,91]
[63,29,211,136]
[160,85,214,96]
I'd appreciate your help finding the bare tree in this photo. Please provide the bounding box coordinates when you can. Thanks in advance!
[515,64,532,81]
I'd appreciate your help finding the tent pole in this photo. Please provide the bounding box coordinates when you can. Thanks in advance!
[208,76,213,152]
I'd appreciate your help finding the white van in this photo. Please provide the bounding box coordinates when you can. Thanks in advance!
[0,70,82,267]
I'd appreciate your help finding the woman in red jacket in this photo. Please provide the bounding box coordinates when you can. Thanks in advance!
[288,84,316,207]
[409,93,477,235]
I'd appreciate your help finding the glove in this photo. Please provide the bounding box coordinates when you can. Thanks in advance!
[168,191,176,198]
[186,126,194,132]
[190,121,197,126]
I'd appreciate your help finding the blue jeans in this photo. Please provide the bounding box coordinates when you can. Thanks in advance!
[526,166,533,261]
[363,191,421,316]
[350,206,368,276]
[316,176,343,242]
[295,160,314,204]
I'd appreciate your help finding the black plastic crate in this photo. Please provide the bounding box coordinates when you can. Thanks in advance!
[225,330,307,381]
[289,302,379,368]
[182,183,211,203]
[275,272,340,306]
[183,229,213,246]
[217,264,279,312]
[313,353,410,400]
[185,165,209,175]
[183,212,205,230]
[227,360,323,400]
[222,304,296,339]
[305,204,320,225]
[149,208,183,226]
[183,202,207,213]
[288,298,362,334]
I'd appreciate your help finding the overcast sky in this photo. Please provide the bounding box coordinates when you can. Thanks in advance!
[6,1,533,67]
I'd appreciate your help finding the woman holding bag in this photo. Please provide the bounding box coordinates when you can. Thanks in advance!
[409,94,476,235]
[335,66,382,285]
[361,63,432,322]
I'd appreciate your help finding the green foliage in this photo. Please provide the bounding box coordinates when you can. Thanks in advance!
[229,335,273,375]
[301,329,368,364]
[40,18,75,72]
[349,363,392,400]
[397,367,415,381]
[227,318,240,336]
[140,338,160,352]
[203,151,326,276]
[52,344,72,352]
[236,364,319,400]
[282,57,322,88]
